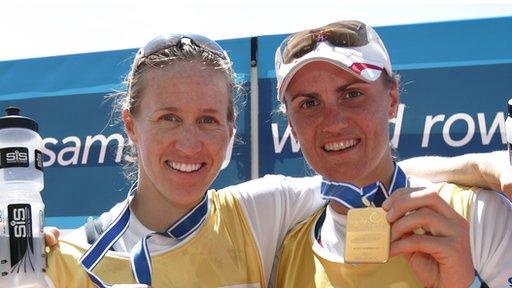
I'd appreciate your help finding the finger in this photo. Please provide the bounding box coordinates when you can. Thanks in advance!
[389,233,474,282]
[390,207,458,242]
[386,188,457,223]
[382,187,425,210]
[111,285,150,287]
[389,233,450,258]
[44,226,61,247]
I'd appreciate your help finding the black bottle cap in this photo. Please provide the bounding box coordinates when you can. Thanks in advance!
[508,99,512,117]
[0,106,39,132]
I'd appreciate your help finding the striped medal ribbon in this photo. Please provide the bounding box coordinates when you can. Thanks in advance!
[79,182,209,287]
[321,163,408,208]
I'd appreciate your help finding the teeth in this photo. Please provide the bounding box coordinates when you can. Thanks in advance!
[168,161,202,172]
[324,139,358,151]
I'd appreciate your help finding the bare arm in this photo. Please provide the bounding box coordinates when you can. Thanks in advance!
[399,151,512,198]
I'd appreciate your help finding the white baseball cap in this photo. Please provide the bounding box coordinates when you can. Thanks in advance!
[275,20,392,102]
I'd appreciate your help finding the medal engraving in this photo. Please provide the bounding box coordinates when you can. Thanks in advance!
[345,207,390,264]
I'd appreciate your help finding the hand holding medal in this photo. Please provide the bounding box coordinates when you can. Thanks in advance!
[382,186,475,288]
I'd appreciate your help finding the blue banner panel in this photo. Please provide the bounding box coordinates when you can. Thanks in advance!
[257,17,512,177]
[0,37,252,228]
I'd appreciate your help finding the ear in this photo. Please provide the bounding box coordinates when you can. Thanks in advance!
[387,79,400,119]
[228,123,235,140]
[122,109,138,145]
[288,120,298,139]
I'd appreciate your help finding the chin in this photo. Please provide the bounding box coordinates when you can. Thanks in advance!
[169,189,208,208]
[321,164,364,183]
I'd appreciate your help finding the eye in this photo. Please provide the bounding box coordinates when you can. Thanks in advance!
[344,90,363,99]
[198,116,218,124]
[160,114,181,122]
[300,98,319,109]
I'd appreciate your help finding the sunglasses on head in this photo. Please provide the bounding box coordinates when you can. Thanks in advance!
[133,34,228,68]
[279,20,370,65]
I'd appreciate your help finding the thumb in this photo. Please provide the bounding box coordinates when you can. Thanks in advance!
[500,171,512,200]
[44,226,61,247]
[111,285,151,287]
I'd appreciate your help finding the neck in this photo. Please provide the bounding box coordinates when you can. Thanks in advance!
[329,156,395,215]
[130,178,202,232]
[330,201,350,215]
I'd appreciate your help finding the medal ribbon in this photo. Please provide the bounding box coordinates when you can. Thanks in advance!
[320,163,408,208]
[79,182,209,287]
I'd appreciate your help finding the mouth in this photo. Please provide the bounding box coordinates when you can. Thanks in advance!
[165,161,204,173]
[322,139,360,152]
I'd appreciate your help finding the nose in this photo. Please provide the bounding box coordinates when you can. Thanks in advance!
[175,124,203,155]
[321,105,349,133]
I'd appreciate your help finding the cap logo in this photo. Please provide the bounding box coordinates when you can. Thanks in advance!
[350,63,384,75]
[314,32,328,43]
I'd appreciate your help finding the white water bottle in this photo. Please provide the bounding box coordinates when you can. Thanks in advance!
[507,99,512,165]
[0,107,48,287]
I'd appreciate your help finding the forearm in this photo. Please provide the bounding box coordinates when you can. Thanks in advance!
[399,154,489,188]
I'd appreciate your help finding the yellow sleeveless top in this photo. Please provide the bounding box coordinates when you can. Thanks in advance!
[46,190,264,288]
[276,183,475,288]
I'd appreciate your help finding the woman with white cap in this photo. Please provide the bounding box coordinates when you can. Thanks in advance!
[273,20,512,287]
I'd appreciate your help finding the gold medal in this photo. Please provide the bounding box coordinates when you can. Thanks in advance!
[344,207,390,264]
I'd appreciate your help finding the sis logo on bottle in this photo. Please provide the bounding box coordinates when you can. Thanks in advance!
[7,204,35,272]
[0,147,29,168]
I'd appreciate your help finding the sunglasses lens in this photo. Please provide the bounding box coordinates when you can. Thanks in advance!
[278,20,370,65]
[327,24,368,47]
[186,34,227,58]
[134,34,228,68]
[279,32,317,64]
[143,34,183,57]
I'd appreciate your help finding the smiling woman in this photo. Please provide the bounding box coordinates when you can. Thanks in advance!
[124,60,234,230]
[284,61,397,186]
[273,20,512,288]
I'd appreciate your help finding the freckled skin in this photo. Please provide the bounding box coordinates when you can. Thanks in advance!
[284,61,399,187]
[123,60,233,230]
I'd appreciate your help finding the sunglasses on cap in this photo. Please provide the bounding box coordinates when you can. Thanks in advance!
[133,34,229,68]
[278,20,370,65]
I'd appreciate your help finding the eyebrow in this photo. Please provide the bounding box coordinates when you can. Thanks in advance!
[155,107,221,114]
[289,79,366,102]
[289,92,319,103]
[335,79,366,93]
[200,108,221,114]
